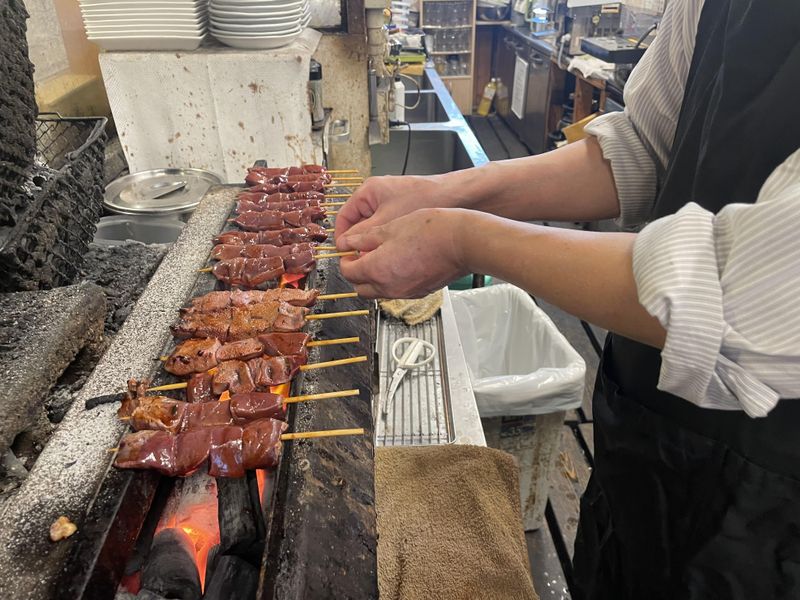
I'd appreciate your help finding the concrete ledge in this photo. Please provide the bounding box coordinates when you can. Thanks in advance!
[0,186,236,599]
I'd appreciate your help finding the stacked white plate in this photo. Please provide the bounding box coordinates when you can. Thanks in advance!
[209,0,311,50]
[80,0,208,51]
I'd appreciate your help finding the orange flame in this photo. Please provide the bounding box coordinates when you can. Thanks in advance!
[155,476,220,591]
[279,273,305,289]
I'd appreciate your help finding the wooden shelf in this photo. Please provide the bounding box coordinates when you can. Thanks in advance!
[421,0,477,113]
[422,24,473,29]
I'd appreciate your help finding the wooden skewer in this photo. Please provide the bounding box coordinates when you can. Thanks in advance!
[283,388,360,404]
[315,245,337,251]
[326,169,360,174]
[316,292,358,301]
[329,176,363,181]
[108,427,365,453]
[199,251,354,270]
[148,353,368,392]
[306,309,369,320]
[324,193,351,199]
[306,335,360,347]
[324,228,335,233]
[299,355,367,371]
[281,428,365,441]
[324,184,360,189]
[148,381,191,392]
[320,201,346,208]
[312,251,355,259]
[124,389,360,411]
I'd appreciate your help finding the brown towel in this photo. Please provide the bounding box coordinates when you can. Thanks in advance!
[376,445,539,600]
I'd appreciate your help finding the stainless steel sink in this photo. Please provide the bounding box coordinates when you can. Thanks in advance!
[371,128,481,175]
[404,90,450,124]
[371,67,488,176]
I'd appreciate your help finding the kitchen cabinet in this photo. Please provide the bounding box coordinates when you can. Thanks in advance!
[442,77,473,112]
[494,29,562,154]
[420,0,477,114]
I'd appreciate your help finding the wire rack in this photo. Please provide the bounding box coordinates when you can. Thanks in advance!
[375,312,455,446]
[0,114,107,291]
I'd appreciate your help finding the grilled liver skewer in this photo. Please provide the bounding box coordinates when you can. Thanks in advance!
[113,420,365,478]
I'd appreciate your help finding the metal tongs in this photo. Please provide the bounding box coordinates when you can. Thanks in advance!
[382,336,436,420]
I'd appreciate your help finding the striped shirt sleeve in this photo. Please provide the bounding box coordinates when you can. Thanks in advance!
[584,0,705,229]
[583,0,800,416]
[634,149,800,417]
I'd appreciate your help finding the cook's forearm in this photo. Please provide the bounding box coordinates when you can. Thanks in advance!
[460,211,665,349]
[437,138,621,222]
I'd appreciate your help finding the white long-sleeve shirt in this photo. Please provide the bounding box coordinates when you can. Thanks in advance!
[584,0,800,417]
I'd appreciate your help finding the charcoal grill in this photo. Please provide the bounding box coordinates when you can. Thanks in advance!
[0,182,377,600]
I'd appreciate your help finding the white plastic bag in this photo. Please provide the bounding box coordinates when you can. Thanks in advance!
[451,284,586,416]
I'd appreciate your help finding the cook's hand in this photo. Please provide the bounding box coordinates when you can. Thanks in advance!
[337,208,470,299]
[334,174,459,243]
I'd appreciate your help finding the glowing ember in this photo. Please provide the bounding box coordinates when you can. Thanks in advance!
[279,273,305,288]
[155,472,221,590]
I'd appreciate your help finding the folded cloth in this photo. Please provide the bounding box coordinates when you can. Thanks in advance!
[376,445,539,600]
[379,289,443,325]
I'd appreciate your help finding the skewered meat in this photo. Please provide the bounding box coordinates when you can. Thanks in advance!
[119,379,151,418]
[213,225,328,246]
[231,207,326,232]
[215,337,265,362]
[210,242,313,261]
[257,332,311,356]
[246,181,325,194]
[211,355,304,394]
[248,355,305,388]
[211,252,314,288]
[245,171,331,187]
[247,165,326,177]
[212,359,256,395]
[211,256,286,288]
[237,191,324,204]
[183,289,320,314]
[284,249,315,274]
[172,302,309,341]
[165,332,312,376]
[115,418,288,478]
[236,199,321,214]
[164,337,222,377]
[187,372,214,403]
[126,392,286,434]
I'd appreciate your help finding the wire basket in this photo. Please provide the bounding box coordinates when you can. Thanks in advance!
[0,114,108,292]
[0,0,37,197]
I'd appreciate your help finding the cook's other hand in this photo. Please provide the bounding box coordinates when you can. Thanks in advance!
[338,208,468,299]
[334,175,461,244]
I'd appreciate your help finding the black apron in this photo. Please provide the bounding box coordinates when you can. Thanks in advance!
[572,1,800,599]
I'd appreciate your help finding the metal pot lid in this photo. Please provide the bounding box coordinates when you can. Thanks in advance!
[104,168,223,215]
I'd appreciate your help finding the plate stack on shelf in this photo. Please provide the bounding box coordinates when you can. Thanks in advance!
[209,0,311,49]
[79,0,208,51]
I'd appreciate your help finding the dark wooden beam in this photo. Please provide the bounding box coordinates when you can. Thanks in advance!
[344,0,366,35]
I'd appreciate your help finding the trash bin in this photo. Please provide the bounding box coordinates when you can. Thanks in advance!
[451,284,586,530]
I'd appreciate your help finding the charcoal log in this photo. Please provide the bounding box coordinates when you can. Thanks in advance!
[140,528,202,600]
[203,555,259,600]
[216,476,265,563]
[204,544,221,592]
